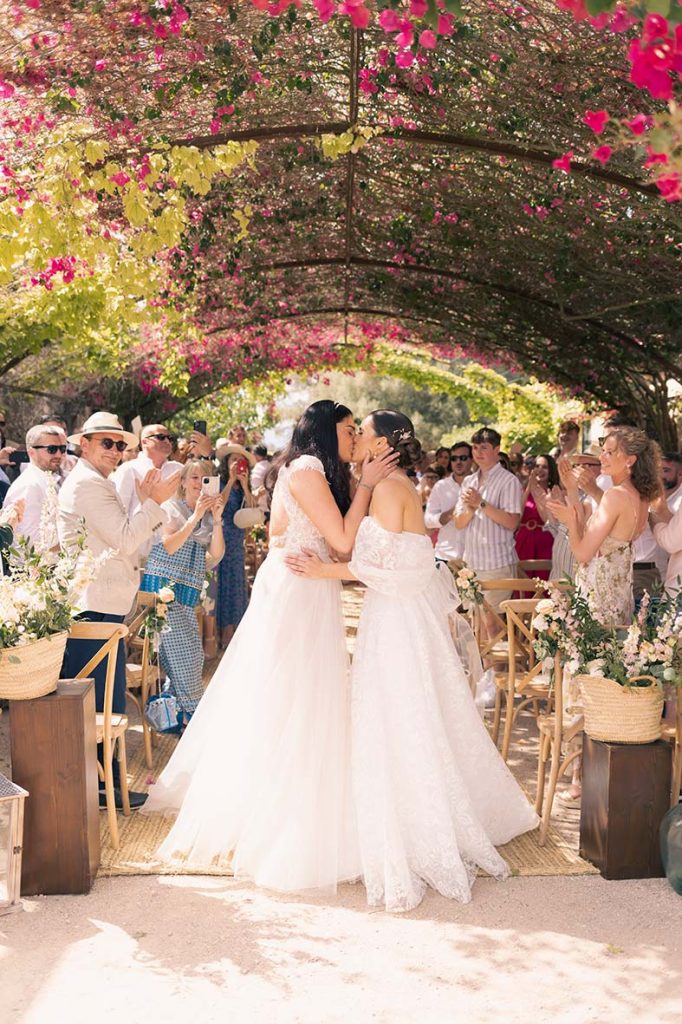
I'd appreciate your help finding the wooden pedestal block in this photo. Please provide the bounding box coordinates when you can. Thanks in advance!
[579,735,671,880]
[9,679,100,895]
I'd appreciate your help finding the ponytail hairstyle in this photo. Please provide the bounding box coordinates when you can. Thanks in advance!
[367,410,423,470]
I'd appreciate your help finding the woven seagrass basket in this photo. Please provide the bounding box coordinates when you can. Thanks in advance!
[0,631,68,700]
[577,673,663,744]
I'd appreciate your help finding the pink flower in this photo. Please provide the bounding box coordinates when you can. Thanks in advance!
[410,0,428,14]
[552,151,573,173]
[396,50,416,68]
[378,9,401,32]
[0,79,15,98]
[642,13,669,42]
[583,109,609,134]
[626,113,650,135]
[109,171,130,187]
[419,30,437,49]
[592,144,612,164]
[656,172,682,201]
[25,0,41,8]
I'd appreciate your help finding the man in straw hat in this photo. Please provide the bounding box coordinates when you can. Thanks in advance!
[58,411,181,809]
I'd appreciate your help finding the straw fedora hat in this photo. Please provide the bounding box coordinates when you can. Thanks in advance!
[68,411,139,451]
[221,443,256,468]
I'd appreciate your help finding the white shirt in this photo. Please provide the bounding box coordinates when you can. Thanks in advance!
[112,453,182,560]
[654,510,682,597]
[4,463,60,551]
[251,459,271,492]
[424,476,465,561]
[667,483,682,515]
[455,463,523,571]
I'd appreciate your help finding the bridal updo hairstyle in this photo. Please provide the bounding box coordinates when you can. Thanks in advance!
[275,399,353,514]
[605,426,662,502]
[368,410,423,470]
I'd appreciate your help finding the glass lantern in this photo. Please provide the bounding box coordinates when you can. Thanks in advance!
[0,772,28,915]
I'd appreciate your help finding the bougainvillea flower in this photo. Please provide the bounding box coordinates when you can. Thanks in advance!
[552,151,573,172]
[592,145,612,164]
[583,110,609,134]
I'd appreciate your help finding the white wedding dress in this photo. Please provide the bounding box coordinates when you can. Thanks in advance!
[144,455,360,891]
[349,517,539,912]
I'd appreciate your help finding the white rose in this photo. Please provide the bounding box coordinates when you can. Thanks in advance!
[535,599,555,615]
[158,586,175,604]
[586,658,606,676]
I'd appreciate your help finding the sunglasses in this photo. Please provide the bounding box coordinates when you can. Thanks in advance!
[96,438,128,452]
[32,444,67,454]
[146,433,176,443]
[0,421,6,427]
[450,454,471,463]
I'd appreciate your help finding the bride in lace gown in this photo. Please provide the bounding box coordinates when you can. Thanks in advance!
[287,411,538,912]
[143,401,397,891]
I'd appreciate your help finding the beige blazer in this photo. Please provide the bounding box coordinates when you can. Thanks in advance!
[58,457,168,616]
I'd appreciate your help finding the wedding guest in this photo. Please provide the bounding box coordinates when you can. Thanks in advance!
[4,424,67,554]
[112,423,179,560]
[425,441,473,564]
[509,453,524,479]
[515,454,560,579]
[214,436,231,464]
[228,424,248,448]
[498,451,512,472]
[662,452,682,513]
[434,446,451,472]
[38,416,78,477]
[650,491,682,598]
[250,444,272,493]
[454,428,522,609]
[216,444,258,647]
[548,452,600,581]
[551,420,580,460]
[416,465,440,510]
[548,426,660,628]
[141,461,226,726]
[59,411,180,809]
[0,500,23,573]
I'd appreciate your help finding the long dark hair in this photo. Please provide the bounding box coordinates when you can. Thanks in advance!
[537,453,560,489]
[368,410,423,470]
[273,400,353,513]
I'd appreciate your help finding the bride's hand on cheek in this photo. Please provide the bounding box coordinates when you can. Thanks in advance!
[359,447,399,488]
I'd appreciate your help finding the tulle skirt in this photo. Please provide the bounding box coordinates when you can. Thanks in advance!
[351,578,539,912]
[144,549,360,891]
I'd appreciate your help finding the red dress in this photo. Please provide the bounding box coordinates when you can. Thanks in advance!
[515,493,554,579]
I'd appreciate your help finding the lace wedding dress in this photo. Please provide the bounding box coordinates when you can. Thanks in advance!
[349,517,538,912]
[144,455,360,891]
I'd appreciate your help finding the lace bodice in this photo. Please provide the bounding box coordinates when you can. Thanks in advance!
[349,517,436,598]
[269,455,330,558]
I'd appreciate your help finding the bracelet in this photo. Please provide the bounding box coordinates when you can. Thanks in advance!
[358,482,373,492]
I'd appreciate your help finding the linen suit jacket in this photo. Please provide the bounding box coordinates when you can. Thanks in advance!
[58,457,168,616]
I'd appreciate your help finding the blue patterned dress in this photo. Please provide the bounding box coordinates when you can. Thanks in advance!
[141,500,213,721]
[216,483,249,629]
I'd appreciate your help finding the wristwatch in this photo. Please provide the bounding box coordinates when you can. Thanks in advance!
[480,499,487,509]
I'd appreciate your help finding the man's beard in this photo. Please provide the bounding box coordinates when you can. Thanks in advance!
[664,478,677,490]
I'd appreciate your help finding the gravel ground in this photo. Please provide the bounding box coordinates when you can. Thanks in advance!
[2,873,681,1024]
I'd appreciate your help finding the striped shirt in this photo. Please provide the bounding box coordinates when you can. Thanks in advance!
[424,476,466,561]
[455,463,523,570]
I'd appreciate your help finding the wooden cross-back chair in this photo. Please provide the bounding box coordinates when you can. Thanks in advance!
[491,598,552,761]
[534,650,584,845]
[517,559,553,579]
[473,578,542,669]
[68,620,130,850]
[125,591,160,770]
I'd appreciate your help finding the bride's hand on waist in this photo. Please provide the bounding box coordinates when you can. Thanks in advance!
[285,548,326,579]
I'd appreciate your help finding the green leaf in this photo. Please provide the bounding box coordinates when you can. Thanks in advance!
[644,0,670,13]
[584,0,616,13]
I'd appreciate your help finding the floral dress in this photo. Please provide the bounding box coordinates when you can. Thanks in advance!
[575,535,634,629]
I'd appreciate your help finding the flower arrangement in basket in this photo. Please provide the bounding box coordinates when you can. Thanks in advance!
[0,536,108,700]
[532,582,682,743]
[451,566,484,612]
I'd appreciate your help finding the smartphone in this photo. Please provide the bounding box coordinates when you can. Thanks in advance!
[8,450,30,465]
[193,420,207,435]
[235,458,249,476]
[201,476,220,497]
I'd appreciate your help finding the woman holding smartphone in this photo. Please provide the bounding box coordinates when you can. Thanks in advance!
[141,460,226,727]
[215,444,258,648]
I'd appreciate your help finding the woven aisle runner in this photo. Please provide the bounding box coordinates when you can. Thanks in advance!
[99,732,597,879]
[100,583,596,878]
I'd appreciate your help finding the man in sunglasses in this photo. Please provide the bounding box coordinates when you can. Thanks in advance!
[59,411,181,810]
[424,442,474,563]
[3,424,67,553]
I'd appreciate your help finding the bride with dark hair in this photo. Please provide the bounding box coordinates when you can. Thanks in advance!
[287,410,538,911]
[145,400,397,891]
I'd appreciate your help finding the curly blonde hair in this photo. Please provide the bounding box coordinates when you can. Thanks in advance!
[606,427,662,501]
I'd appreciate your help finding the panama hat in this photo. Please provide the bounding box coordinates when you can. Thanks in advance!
[221,443,256,467]
[68,411,139,451]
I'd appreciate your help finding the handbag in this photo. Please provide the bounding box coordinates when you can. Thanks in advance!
[145,689,180,733]
[233,502,265,530]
